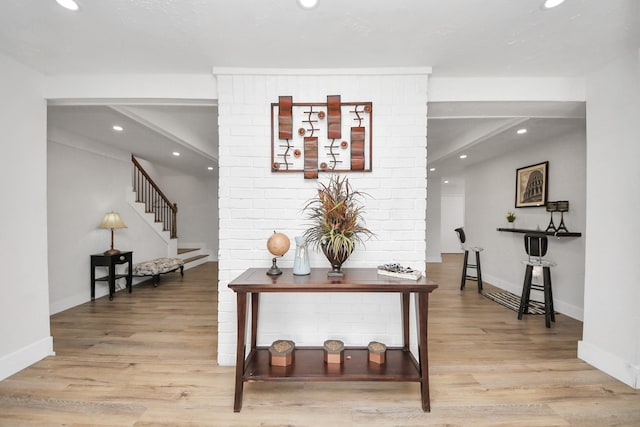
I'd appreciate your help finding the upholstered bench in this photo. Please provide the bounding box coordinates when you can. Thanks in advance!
[132,257,184,286]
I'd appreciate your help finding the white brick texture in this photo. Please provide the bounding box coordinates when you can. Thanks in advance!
[216,71,429,366]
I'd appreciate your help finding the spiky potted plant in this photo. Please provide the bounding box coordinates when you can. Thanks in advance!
[302,175,374,277]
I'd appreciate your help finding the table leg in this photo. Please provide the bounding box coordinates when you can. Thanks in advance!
[417,292,431,412]
[108,261,115,300]
[126,256,133,294]
[401,292,410,352]
[250,292,259,350]
[233,292,248,412]
[90,261,96,301]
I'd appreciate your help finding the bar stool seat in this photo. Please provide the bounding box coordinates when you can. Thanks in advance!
[454,227,483,293]
[518,234,556,328]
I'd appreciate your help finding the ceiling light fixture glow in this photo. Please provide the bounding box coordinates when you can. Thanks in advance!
[172,152,180,156]
[298,0,318,10]
[459,154,467,159]
[56,0,79,11]
[517,128,527,135]
[207,166,214,170]
[543,0,565,9]
[429,167,436,172]
[444,180,449,184]
[112,125,123,132]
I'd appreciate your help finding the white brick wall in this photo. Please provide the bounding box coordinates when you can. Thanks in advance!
[215,69,429,366]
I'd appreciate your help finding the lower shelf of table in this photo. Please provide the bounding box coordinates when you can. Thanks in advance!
[95,274,130,282]
[243,347,421,382]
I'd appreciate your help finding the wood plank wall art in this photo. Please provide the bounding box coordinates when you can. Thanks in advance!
[271,95,373,179]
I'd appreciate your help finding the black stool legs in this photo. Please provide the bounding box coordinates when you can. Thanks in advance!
[475,251,483,292]
[518,265,555,328]
[460,249,483,293]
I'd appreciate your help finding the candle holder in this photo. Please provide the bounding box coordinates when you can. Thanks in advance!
[545,201,558,232]
[556,201,570,233]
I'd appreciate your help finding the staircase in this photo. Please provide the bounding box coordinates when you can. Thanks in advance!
[132,155,177,238]
[129,156,211,268]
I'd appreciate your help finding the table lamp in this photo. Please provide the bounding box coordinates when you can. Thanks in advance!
[99,211,127,255]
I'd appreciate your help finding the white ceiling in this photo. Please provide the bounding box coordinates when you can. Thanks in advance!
[1,0,637,76]
[1,0,637,178]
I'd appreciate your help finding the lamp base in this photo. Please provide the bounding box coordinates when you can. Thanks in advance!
[104,248,121,256]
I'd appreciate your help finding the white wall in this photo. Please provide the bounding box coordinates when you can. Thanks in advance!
[154,165,219,258]
[0,53,53,380]
[215,69,430,366]
[441,193,465,253]
[425,178,442,262]
[463,128,586,320]
[578,50,640,389]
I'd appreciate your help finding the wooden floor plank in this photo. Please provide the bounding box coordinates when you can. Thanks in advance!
[0,258,639,426]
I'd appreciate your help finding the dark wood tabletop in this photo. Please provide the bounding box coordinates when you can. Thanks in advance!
[228,267,438,293]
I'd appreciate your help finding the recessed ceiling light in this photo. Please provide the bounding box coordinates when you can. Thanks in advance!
[298,0,318,9]
[459,154,467,159]
[517,128,527,135]
[429,167,436,172]
[172,152,180,157]
[207,166,214,170]
[444,180,449,184]
[112,125,123,132]
[56,0,79,11]
[543,0,565,9]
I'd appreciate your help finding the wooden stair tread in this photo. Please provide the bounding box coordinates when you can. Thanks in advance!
[183,254,208,264]
[178,248,199,254]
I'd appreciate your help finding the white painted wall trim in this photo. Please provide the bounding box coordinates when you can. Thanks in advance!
[0,337,54,381]
[213,67,432,76]
[429,77,586,102]
[44,74,217,101]
[578,340,640,389]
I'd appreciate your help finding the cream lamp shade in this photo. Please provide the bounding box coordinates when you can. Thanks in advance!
[99,211,127,255]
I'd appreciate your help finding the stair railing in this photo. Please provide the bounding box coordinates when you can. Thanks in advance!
[131,155,178,238]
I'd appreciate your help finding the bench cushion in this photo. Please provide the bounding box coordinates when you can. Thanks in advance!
[133,258,184,276]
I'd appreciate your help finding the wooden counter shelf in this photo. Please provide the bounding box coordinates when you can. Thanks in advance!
[497,227,582,237]
[245,347,420,381]
[228,267,438,413]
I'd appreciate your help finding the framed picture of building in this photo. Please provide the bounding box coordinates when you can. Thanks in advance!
[515,161,548,208]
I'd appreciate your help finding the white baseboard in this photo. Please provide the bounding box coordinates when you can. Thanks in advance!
[50,279,147,315]
[218,353,235,367]
[578,340,640,389]
[50,293,90,315]
[0,336,54,381]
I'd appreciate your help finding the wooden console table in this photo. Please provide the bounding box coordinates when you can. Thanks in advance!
[90,251,133,301]
[227,268,438,412]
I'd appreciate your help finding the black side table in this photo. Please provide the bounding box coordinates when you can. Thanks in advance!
[90,251,133,301]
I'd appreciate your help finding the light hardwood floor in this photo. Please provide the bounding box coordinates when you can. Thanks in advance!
[1,256,639,426]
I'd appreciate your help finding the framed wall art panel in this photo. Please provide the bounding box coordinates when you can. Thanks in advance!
[515,161,548,208]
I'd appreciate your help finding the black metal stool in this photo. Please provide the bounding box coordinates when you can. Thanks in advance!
[454,227,483,292]
[518,234,556,328]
